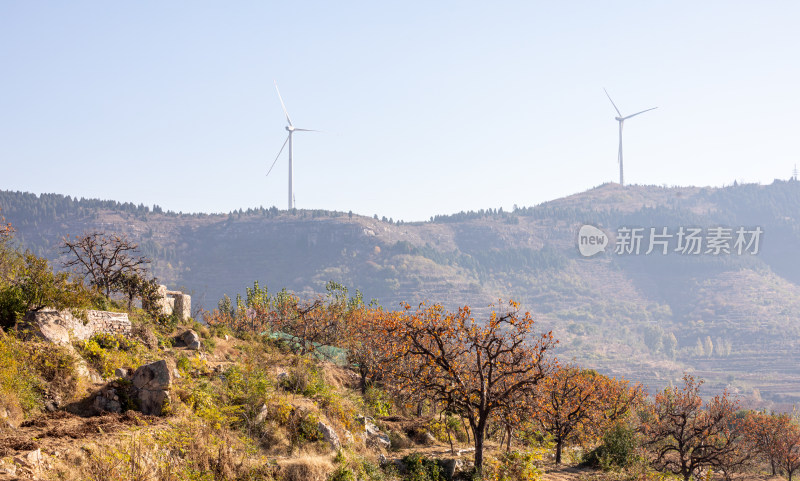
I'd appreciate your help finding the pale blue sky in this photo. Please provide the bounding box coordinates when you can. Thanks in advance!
[2,2,799,221]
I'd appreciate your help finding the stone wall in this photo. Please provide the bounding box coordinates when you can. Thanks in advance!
[22,309,131,345]
[156,285,191,322]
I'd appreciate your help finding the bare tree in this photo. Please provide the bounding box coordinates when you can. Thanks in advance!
[62,232,150,298]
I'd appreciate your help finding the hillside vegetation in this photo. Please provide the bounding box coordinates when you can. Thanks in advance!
[3,181,800,404]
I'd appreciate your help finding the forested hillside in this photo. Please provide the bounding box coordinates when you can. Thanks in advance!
[3,180,800,404]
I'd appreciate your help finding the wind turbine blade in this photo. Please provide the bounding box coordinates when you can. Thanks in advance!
[266,135,290,177]
[274,81,293,126]
[604,88,622,117]
[292,128,319,132]
[623,107,657,120]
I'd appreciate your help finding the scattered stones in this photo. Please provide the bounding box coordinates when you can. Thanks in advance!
[114,367,131,379]
[318,421,341,450]
[181,330,201,350]
[357,415,390,449]
[93,387,122,414]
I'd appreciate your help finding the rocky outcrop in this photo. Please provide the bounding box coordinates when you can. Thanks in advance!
[131,360,172,415]
[318,421,341,450]
[357,415,391,449]
[20,309,131,344]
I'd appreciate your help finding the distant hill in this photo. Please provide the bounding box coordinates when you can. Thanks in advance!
[4,180,800,406]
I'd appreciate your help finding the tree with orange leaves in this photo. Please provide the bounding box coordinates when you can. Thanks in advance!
[744,411,790,476]
[641,374,750,481]
[533,365,642,464]
[342,306,386,394]
[374,300,556,471]
[745,411,800,480]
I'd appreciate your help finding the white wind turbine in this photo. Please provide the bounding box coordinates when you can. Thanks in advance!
[267,81,317,210]
[604,89,657,186]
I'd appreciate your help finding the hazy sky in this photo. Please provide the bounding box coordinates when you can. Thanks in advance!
[2,2,799,221]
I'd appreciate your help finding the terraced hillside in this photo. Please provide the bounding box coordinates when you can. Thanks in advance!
[3,180,800,404]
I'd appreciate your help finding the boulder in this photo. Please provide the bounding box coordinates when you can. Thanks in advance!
[20,310,73,345]
[181,330,201,350]
[139,389,170,416]
[318,421,341,450]
[132,360,172,415]
[133,360,172,391]
[439,458,465,481]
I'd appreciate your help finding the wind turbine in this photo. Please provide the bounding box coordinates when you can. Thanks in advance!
[604,89,657,186]
[267,81,317,210]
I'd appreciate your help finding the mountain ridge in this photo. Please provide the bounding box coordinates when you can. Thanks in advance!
[3,181,800,405]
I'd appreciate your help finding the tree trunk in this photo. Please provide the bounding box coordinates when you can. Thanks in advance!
[359,368,368,395]
[473,418,487,471]
[505,426,512,452]
[462,417,471,444]
[448,430,454,455]
[555,439,563,464]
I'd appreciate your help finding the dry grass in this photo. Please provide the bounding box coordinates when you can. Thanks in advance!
[277,455,334,481]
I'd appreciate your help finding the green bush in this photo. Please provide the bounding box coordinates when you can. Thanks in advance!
[280,359,326,396]
[0,334,43,417]
[364,386,393,417]
[328,465,357,481]
[583,422,639,470]
[402,453,445,481]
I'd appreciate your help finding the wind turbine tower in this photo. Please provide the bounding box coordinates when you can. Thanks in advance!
[267,82,317,210]
[604,89,657,186]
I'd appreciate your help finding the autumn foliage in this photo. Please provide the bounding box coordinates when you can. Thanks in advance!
[203,282,800,479]
[641,374,750,481]
[370,300,556,470]
[533,365,643,464]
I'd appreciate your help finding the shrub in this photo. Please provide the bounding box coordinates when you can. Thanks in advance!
[402,453,445,481]
[328,465,357,481]
[364,386,392,417]
[280,359,326,396]
[481,450,544,481]
[0,334,42,418]
[76,334,145,379]
[389,430,413,451]
[583,422,639,470]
